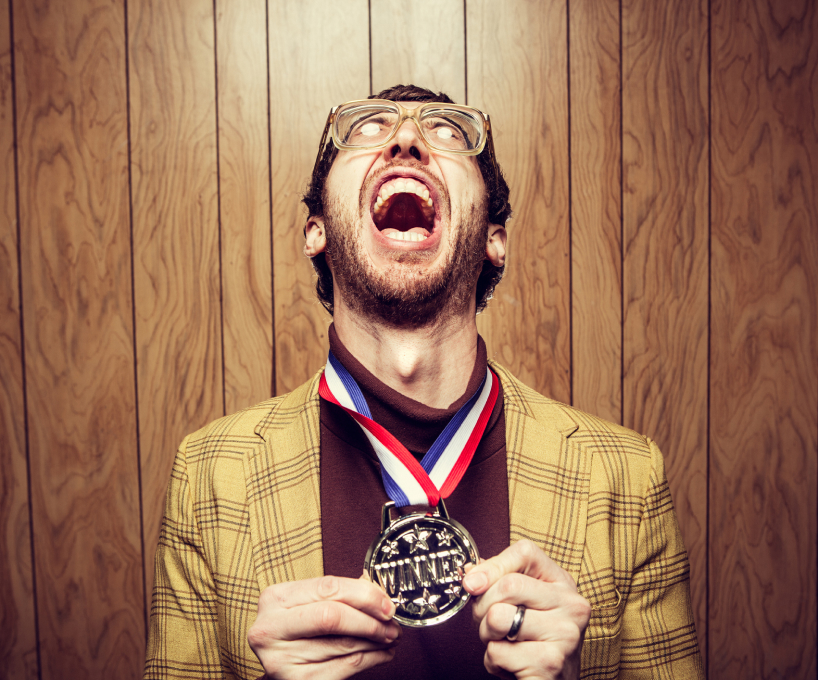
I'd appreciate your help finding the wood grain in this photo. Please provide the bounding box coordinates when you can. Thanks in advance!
[0,1,37,677]
[468,0,571,403]
[569,0,622,423]
[128,0,223,613]
[710,0,818,676]
[621,0,709,659]
[12,0,143,677]
[216,0,274,413]
[268,0,369,394]
[370,0,465,103]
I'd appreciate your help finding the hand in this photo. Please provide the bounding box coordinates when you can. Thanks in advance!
[247,573,401,680]
[462,540,591,680]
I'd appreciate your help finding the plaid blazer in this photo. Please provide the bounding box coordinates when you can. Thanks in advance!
[144,362,703,679]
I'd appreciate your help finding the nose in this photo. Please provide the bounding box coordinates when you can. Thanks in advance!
[383,118,430,164]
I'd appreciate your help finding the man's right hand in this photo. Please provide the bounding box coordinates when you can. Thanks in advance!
[247,574,401,680]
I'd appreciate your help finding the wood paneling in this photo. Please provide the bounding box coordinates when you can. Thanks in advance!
[710,0,818,676]
[216,0,274,413]
[268,0,369,394]
[0,1,36,677]
[128,0,223,609]
[12,0,143,677]
[370,0,466,103]
[0,1,815,677]
[621,0,709,659]
[569,0,622,423]
[468,0,572,404]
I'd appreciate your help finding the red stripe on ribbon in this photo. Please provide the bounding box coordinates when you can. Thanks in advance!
[319,374,440,505]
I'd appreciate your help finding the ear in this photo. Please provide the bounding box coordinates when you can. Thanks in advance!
[304,216,327,257]
[485,223,507,267]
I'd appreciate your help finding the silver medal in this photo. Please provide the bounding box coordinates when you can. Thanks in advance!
[364,500,479,627]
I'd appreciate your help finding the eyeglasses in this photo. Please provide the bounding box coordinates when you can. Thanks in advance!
[312,99,498,180]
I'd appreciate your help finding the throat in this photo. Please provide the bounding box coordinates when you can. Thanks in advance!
[331,317,480,409]
[373,192,434,242]
[381,193,426,231]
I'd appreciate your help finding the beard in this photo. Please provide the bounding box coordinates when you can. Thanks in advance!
[323,166,489,328]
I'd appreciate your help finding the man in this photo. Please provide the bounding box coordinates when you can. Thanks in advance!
[144,85,703,679]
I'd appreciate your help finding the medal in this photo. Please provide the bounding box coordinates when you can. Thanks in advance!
[364,500,479,627]
[320,351,498,626]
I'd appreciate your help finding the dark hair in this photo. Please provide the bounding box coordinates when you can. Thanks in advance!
[303,84,512,314]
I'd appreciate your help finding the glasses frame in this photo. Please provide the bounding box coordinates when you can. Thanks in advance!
[311,98,498,182]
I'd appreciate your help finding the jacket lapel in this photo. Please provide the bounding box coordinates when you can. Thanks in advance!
[492,363,590,582]
[244,371,325,590]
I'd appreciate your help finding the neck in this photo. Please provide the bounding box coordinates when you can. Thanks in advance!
[332,302,479,409]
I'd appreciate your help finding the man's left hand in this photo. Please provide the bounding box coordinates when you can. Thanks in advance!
[462,539,591,680]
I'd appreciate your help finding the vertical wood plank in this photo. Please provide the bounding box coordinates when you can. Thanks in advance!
[13,0,143,677]
[0,1,37,677]
[621,0,709,659]
[370,0,466,103]
[468,0,571,402]
[710,0,818,676]
[569,0,622,424]
[128,0,223,611]
[269,1,370,394]
[216,0,274,413]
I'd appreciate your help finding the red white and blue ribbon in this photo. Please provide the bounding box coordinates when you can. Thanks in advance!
[319,351,499,508]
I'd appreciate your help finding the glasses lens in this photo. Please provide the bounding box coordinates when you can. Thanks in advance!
[419,106,485,152]
[334,102,400,148]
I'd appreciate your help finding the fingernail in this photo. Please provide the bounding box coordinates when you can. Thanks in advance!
[463,571,487,592]
[383,598,396,618]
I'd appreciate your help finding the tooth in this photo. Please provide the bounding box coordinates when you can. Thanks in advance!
[422,189,430,200]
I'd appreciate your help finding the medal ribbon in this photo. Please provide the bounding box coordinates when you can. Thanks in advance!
[319,351,499,508]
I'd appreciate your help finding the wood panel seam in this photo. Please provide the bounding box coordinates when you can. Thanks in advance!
[213,0,226,418]
[122,0,148,643]
[7,0,41,674]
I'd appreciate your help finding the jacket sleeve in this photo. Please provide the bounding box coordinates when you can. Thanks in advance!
[144,438,223,679]
[618,439,704,679]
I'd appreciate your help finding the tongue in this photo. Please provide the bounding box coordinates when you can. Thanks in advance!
[380,193,429,234]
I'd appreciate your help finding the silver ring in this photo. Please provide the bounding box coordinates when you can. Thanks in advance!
[506,604,526,641]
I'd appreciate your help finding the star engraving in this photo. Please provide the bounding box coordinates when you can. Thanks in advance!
[391,592,408,610]
[444,582,462,600]
[412,588,440,616]
[403,525,431,554]
[380,540,399,559]
[436,528,454,547]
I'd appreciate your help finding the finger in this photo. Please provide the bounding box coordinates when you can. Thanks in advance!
[478,601,586,646]
[261,575,396,622]
[484,639,582,680]
[262,599,401,644]
[256,645,397,680]
[462,539,573,597]
[255,632,397,665]
[470,571,580,621]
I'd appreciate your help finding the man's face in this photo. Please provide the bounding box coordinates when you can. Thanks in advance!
[312,101,493,326]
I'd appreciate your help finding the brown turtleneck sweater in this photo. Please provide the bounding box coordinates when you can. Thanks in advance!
[320,325,510,679]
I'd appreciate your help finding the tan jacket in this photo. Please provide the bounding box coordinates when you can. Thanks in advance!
[145,362,703,679]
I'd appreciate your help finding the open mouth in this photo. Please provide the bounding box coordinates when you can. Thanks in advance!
[371,176,436,243]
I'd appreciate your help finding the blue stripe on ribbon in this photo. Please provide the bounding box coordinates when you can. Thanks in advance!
[380,467,411,507]
[328,351,372,418]
[420,370,487,473]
